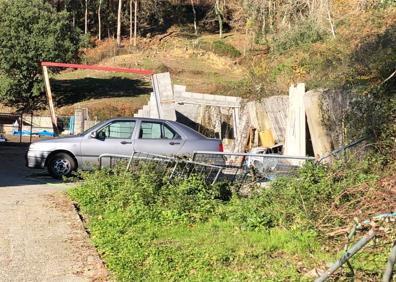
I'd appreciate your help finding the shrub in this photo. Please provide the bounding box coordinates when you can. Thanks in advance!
[198,40,241,58]
[211,40,241,58]
[272,20,325,53]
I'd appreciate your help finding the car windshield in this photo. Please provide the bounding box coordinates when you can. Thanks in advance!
[78,120,109,136]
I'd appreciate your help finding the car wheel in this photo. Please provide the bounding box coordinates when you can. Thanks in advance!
[48,152,76,179]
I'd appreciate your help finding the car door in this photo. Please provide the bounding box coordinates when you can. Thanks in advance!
[80,120,136,169]
[133,120,185,155]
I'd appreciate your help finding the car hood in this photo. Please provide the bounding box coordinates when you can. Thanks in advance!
[29,136,83,149]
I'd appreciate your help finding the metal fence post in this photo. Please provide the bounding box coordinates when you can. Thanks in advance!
[315,229,376,282]
[212,167,223,185]
[126,151,135,171]
[382,240,396,282]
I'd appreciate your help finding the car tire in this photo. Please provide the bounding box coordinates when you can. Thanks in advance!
[48,152,76,179]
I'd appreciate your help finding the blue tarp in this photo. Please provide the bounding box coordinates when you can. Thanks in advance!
[69,116,75,135]
[13,130,55,137]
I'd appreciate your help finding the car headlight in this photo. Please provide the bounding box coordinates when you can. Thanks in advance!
[29,143,39,150]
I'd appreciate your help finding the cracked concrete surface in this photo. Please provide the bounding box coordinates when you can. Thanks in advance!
[0,144,109,282]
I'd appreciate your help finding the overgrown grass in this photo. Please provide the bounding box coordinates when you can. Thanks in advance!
[68,166,331,281]
[198,39,241,58]
[272,20,326,54]
[68,156,394,281]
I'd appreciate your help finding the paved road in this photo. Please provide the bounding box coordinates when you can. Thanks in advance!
[0,144,109,281]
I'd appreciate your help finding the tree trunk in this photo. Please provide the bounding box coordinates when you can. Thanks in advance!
[190,0,197,35]
[326,0,336,38]
[84,0,88,34]
[133,0,137,47]
[215,0,223,38]
[98,0,102,40]
[129,0,133,44]
[116,0,122,46]
[72,11,76,28]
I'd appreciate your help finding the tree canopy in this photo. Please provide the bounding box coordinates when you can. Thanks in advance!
[0,0,80,112]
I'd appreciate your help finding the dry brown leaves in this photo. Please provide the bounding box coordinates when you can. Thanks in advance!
[323,172,396,237]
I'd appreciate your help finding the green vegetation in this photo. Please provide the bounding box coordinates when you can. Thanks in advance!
[0,0,80,112]
[198,40,241,58]
[272,21,325,54]
[68,156,395,281]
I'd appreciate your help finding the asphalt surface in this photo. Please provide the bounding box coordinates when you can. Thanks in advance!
[0,143,109,281]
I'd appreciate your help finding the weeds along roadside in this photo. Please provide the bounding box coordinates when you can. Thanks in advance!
[68,154,395,281]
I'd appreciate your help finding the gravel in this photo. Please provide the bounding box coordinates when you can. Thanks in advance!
[0,144,109,281]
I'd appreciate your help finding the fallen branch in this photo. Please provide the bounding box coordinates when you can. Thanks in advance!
[158,31,178,42]
[381,69,396,85]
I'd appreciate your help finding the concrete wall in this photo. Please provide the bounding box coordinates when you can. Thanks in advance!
[304,89,334,158]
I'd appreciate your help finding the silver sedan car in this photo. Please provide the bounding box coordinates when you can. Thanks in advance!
[26,117,223,178]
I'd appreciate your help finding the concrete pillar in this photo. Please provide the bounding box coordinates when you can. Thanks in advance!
[284,83,306,163]
[74,109,84,135]
[151,72,176,121]
[232,107,240,139]
[304,90,334,159]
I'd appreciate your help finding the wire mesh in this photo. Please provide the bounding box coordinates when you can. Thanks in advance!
[193,152,307,184]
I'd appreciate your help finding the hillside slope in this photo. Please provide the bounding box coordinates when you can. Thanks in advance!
[49,4,395,123]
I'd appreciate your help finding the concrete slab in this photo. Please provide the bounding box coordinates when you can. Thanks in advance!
[304,89,334,158]
[284,83,306,163]
[151,72,177,121]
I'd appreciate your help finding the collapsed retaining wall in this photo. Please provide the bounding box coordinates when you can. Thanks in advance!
[135,72,335,158]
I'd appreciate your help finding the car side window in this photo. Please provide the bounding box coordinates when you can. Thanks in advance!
[139,122,180,139]
[98,121,135,139]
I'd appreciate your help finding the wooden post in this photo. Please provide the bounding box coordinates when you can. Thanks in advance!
[19,113,22,143]
[29,113,33,143]
[42,66,59,136]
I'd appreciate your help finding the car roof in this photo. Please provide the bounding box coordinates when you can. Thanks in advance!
[107,117,208,139]
[108,117,171,123]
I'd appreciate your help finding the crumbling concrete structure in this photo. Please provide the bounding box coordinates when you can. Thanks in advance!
[135,72,334,158]
[135,73,242,150]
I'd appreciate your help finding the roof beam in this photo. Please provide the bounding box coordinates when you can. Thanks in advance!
[41,62,154,75]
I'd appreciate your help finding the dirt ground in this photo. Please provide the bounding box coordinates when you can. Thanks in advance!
[0,143,110,281]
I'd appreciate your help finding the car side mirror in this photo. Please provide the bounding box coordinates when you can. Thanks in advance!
[90,131,97,138]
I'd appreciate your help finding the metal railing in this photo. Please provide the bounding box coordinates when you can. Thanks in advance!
[318,137,368,162]
[192,151,315,184]
[99,152,223,185]
[98,151,315,186]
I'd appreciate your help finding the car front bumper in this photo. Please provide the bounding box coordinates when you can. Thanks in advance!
[26,150,50,169]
